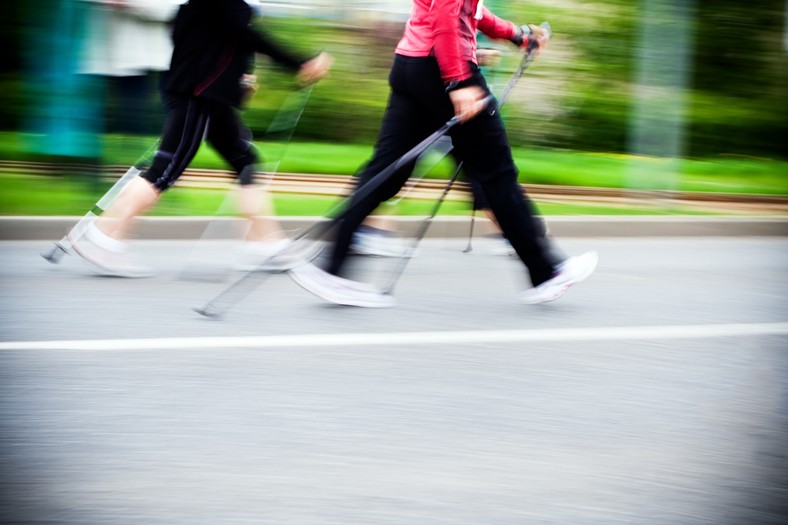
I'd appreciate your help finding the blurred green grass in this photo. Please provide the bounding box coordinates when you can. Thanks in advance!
[0,173,727,217]
[1,131,786,217]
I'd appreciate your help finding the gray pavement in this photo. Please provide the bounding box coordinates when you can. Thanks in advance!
[1,236,787,524]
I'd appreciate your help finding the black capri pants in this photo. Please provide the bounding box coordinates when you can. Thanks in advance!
[142,93,259,191]
[328,54,556,286]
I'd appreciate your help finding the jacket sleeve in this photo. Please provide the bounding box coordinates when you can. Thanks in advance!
[428,0,471,84]
[217,1,306,71]
[477,7,518,41]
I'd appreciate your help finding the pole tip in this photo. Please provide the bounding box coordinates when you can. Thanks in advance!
[193,305,223,320]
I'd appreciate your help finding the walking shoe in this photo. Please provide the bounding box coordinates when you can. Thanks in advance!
[289,263,396,308]
[69,226,154,278]
[520,251,598,304]
[491,236,516,257]
[350,225,407,257]
[237,239,293,272]
[237,238,322,273]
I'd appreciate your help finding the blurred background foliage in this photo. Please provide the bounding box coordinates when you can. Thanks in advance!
[255,0,787,159]
[1,0,786,160]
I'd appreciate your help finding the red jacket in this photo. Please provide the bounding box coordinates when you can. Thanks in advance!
[395,0,517,84]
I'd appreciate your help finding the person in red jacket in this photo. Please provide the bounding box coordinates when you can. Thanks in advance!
[290,0,597,307]
[71,0,332,276]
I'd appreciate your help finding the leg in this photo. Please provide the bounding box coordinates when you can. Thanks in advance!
[69,95,210,276]
[236,185,287,241]
[96,94,209,241]
[452,77,596,301]
[288,58,439,305]
[469,173,566,264]
[93,176,160,241]
[326,56,445,276]
[453,109,556,286]
[326,91,435,276]
[205,105,286,243]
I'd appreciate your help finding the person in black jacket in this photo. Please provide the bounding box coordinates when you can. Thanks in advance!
[71,0,332,277]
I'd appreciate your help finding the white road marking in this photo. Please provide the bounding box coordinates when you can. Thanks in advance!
[0,323,786,351]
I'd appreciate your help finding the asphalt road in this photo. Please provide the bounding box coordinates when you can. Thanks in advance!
[1,237,787,524]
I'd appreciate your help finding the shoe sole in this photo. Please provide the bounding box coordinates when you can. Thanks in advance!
[68,233,154,279]
[520,284,571,305]
[240,240,324,273]
[236,260,300,273]
[349,246,407,258]
[288,269,396,308]
[521,252,598,305]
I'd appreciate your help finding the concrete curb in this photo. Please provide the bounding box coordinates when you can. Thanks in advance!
[1,216,787,241]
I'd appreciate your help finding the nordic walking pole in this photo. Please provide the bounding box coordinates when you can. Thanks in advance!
[382,161,465,294]
[463,210,476,253]
[385,135,454,206]
[260,84,314,177]
[41,140,160,264]
[493,22,551,109]
[193,109,478,318]
[380,22,552,294]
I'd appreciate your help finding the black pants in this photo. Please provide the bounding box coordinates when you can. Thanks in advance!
[327,54,556,286]
[142,94,258,191]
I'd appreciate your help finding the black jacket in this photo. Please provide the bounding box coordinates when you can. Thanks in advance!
[163,0,306,107]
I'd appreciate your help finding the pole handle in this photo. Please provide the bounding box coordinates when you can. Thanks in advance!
[527,21,552,52]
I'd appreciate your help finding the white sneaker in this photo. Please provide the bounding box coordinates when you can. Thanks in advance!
[237,238,323,272]
[69,226,154,278]
[350,226,407,257]
[491,237,516,257]
[237,239,293,272]
[289,263,396,308]
[520,251,598,304]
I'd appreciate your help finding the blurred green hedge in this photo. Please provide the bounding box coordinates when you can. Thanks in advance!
[3,0,786,160]
[254,1,787,159]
